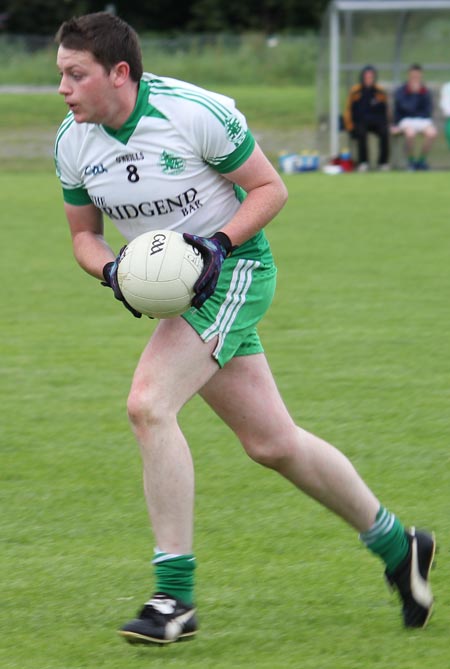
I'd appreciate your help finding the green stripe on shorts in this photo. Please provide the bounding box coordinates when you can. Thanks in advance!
[182,233,277,368]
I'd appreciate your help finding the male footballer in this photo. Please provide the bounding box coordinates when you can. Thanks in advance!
[54,12,435,646]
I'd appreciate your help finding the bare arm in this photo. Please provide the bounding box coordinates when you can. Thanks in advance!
[219,142,288,247]
[64,202,116,280]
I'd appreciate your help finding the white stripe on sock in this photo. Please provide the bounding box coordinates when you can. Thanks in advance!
[360,510,396,545]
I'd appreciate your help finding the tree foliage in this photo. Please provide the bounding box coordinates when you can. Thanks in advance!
[3,0,329,35]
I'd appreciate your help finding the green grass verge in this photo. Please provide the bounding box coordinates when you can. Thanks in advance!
[0,85,315,129]
[0,33,318,87]
[1,171,449,669]
[0,93,66,128]
[0,87,316,173]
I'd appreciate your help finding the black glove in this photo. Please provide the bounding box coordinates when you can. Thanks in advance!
[101,247,142,318]
[183,232,234,309]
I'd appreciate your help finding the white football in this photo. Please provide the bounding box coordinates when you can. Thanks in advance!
[117,230,204,319]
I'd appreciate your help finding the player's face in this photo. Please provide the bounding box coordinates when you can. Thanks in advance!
[408,68,423,91]
[57,46,118,125]
[362,70,375,87]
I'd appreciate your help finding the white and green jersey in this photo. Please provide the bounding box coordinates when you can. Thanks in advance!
[54,74,255,242]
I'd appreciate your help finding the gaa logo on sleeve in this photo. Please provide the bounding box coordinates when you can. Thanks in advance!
[225,116,246,146]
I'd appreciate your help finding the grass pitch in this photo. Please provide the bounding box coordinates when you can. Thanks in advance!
[1,170,449,669]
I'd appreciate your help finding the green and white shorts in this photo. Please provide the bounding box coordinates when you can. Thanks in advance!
[182,231,277,367]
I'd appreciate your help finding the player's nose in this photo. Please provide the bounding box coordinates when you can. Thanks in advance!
[58,74,71,96]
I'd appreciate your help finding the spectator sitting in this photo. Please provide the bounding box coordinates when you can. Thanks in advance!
[391,64,437,171]
[439,80,450,150]
[343,65,390,172]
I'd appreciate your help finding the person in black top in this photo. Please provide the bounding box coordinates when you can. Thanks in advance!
[344,65,390,172]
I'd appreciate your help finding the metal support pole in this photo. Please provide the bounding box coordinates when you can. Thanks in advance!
[329,5,340,157]
[344,10,354,91]
[393,11,410,84]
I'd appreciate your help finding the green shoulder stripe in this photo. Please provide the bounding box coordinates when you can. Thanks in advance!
[209,130,255,173]
[55,111,75,158]
[149,80,231,125]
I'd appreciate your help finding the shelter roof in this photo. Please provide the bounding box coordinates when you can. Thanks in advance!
[330,1,450,11]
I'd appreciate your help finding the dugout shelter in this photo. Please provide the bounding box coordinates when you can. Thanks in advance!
[318,0,450,158]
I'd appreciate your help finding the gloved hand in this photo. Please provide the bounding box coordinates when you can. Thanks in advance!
[183,232,234,309]
[101,247,142,318]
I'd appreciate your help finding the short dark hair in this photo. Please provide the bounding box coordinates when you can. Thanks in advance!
[409,63,422,72]
[55,12,143,83]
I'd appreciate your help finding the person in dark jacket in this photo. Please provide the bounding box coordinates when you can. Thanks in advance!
[344,65,390,172]
[392,64,437,170]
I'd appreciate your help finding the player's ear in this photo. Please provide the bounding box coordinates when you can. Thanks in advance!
[111,61,130,88]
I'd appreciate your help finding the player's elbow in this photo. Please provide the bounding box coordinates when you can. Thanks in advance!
[275,175,289,207]
[280,180,289,207]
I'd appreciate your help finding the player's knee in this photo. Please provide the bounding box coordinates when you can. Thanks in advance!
[241,433,295,470]
[127,384,170,430]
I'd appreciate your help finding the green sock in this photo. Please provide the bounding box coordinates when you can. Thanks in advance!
[360,506,409,573]
[152,552,196,605]
[445,118,450,149]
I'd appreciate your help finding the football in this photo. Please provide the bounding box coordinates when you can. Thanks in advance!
[117,230,204,318]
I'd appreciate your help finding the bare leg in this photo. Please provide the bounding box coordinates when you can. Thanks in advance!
[404,129,416,158]
[422,126,437,155]
[200,353,379,532]
[127,317,219,554]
